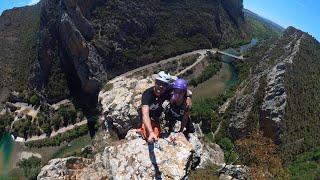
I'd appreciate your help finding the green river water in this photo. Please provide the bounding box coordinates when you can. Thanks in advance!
[0,133,13,176]
[192,39,258,99]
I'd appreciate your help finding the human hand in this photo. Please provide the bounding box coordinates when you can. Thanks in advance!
[186,97,192,109]
[176,132,184,137]
[147,131,158,144]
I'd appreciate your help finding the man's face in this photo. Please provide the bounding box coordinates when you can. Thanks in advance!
[154,80,168,96]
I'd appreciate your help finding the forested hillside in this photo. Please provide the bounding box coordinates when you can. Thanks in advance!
[281,30,320,162]
[0,5,40,103]
[90,0,248,77]
[244,9,283,40]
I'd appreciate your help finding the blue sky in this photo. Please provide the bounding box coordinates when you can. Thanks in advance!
[244,0,320,41]
[0,0,40,14]
[0,0,319,41]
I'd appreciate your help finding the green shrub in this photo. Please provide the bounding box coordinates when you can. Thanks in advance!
[58,105,77,126]
[191,93,231,135]
[218,137,233,150]
[0,113,14,138]
[217,138,239,163]
[25,124,88,148]
[12,117,32,138]
[41,123,52,136]
[29,94,39,106]
[288,148,320,180]
[188,163,220,179]
[17,156,42,180]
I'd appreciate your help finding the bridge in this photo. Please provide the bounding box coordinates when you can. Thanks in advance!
[212,48,244,60]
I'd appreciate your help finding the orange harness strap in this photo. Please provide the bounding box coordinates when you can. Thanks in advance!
[139,121,161,139]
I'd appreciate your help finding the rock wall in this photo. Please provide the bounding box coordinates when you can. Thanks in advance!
[38,130,225,179]
[30,0,107,107]
[99,76,153,138]
[228,27,313,142]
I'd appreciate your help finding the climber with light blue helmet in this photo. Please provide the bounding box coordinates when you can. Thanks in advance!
[139,71,173,143]
[165,78,195,138]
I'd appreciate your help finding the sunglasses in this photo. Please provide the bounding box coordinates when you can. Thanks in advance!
[173,89,186,94]
[155,80,168,87]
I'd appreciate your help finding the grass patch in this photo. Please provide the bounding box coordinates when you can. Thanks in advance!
[52,134,91,159]
[189,163,220,180]
[102,83,114,92]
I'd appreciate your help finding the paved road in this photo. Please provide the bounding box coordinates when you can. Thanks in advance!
[176,49,217,77]
[110,49,214,82]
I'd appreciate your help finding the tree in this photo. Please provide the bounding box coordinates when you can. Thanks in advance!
[0,113,14,138]
[235,130,289,179]
[29,94,40,106]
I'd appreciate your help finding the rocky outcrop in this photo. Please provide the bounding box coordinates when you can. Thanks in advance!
[199,142,225,167]
[260,29,304,142]
[99,76,153,138]
[62,0,95,40]
[228,27,312,142]
[229,74,262,138]
[38,129,224,179]
[218,165,249,180]
[59,11,106,107]
[37,157,108,180]
[30,0,107,107]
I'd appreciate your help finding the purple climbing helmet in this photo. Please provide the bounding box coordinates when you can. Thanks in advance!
[173,79,188,91]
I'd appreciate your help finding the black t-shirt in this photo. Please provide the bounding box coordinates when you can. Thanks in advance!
[167,100,191,120]
[141,87,171,121]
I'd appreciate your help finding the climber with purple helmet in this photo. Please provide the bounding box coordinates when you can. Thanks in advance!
[165,78,195,137]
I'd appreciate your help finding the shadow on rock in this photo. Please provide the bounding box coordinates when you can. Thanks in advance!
[148,143,162,179]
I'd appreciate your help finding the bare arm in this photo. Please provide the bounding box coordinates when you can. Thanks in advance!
[142,105,157,142]
[142,105,153,133]
[180,111,191,132]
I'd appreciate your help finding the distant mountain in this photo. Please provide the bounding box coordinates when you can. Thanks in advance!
[244,8,284,39]
[244,9,284,31]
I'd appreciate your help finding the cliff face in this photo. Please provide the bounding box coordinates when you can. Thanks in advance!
[227,26,320,162]
[30,0,107,108]
[221,0,244,28]
[1,0,247,108]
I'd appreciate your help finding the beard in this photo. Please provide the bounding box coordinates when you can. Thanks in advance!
[155,86,161,94]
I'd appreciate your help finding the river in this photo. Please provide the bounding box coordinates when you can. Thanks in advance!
[192,62,236,100]
[0,133,13,176]
[192,39,258,100]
